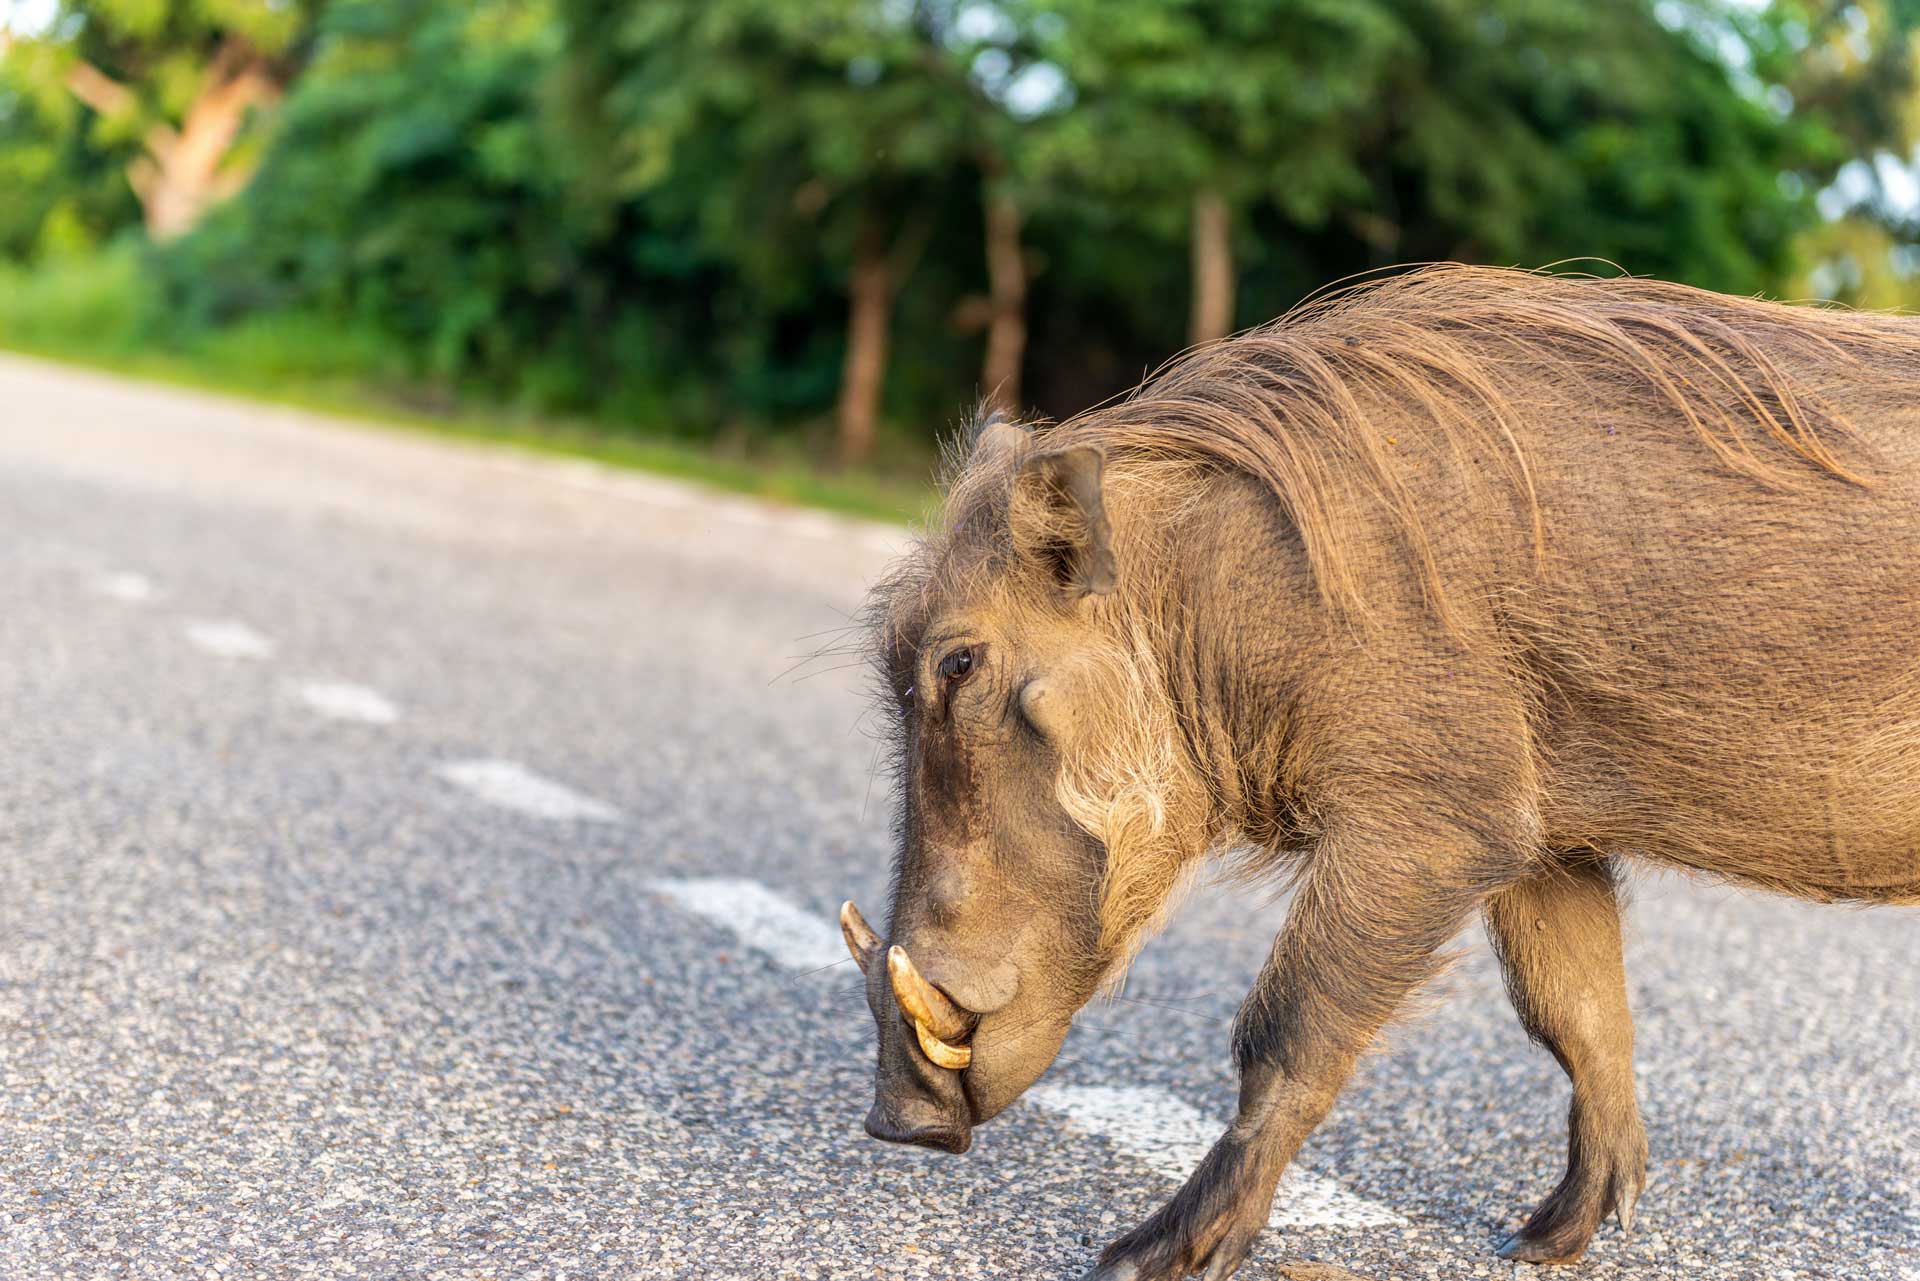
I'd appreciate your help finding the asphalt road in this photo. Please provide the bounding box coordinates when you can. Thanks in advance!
[0,352,1914,1281]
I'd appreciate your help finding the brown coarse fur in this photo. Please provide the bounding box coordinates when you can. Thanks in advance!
[864,264,1920,1275]
[883,264,1920,943]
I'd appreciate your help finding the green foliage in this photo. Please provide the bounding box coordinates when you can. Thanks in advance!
[1028,0,1855,301]
[5,0,1918,453]
[0,53,140,257]
[561,1,997,246]
[0,240,159,350]
[1022,0,1405,229]
[1373,0,1826,291]
[166,0,689,421]
[162,0,578,386]
[0,0,324,248]
[159,0,912,430]
[553,0,1025,429]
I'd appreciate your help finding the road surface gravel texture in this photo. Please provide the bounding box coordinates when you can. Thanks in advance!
[0,352,1914,1280]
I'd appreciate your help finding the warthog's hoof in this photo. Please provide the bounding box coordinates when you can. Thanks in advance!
[1496,1124,1648,1266]
[1081,1136,1277,1280]
[1496,1230,1587,1266]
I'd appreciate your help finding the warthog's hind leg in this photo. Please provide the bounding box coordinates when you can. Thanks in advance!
[1486,853,1648,1264]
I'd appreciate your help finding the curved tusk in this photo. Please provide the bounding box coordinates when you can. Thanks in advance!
[840,901,882,974]
[913,1020,972,1070]
[887,945,975,1043]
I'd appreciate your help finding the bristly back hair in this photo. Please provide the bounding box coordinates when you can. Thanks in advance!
[1023,263,1917,624]
[863,264,1920,957]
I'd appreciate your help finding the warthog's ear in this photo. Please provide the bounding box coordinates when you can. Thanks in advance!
[1014,444,1118,597]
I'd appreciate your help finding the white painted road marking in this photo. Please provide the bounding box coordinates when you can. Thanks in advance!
[298,682,400,724]
[94,571,155,601]
[643,879,1402,1229]
[436,758,622,822]
[646,877,848,972]
[184,619,276,659]
[1027,1084,1404,1230]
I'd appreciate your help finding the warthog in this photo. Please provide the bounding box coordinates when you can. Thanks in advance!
[840,265,1920,1278]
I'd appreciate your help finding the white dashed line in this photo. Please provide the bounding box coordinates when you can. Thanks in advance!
[297,682,400,724]
[436,758,622,822]
[646,877,847,971]
[183,620,276,659]
[643,882,1399,1224]
[94,571,155,601]
[1026,1085,1404,1229]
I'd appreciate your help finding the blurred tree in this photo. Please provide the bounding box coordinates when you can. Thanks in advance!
[1023,0,1407,345]
[163,0,621,402]
[1782,0,1920,303]
[1369,0,1822,290]
[560,0,1038,462]
[1024,0,1878,347]
[1785,0,1920,173]
[1,0,322,242]
[1794,210,1920,303]
[19,0,1908,458]
[0,42,136,257]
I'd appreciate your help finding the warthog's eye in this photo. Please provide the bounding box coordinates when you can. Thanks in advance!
[938,647,975,684]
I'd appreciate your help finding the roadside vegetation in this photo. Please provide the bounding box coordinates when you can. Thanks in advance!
[0,248,934,522]
[2,0,1916,518]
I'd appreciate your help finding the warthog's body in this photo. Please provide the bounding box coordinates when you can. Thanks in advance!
[842,266,1920,1278]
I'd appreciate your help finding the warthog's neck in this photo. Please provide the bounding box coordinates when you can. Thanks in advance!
[1152,471,1324,858]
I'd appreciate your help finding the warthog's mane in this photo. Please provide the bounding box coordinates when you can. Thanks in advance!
[866,264,1920,956]
[1047,263,1917,623]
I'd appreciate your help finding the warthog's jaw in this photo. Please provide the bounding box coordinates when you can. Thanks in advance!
[955,1006,1075,1125]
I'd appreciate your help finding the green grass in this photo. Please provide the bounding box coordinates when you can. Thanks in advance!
[0,250,935,526]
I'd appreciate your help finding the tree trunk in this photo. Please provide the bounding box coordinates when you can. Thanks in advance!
[837,219,893,467]
[1188,188,1235,346]
[980,191,1027,412]
[66,40,279,242]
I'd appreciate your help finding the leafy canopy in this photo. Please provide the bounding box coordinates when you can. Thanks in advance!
[8,0,1915,437]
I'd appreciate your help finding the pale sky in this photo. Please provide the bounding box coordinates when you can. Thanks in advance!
[0,0,60,37]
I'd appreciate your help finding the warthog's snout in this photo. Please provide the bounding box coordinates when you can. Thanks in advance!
[863,1090,971,1153]
[843,902,983,1153]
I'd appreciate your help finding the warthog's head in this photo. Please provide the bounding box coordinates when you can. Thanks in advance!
[845,417,1211,1154]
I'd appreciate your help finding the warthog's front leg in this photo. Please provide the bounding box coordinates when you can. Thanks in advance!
[1084,819,1525,1281]
[1485,853,1647,1263]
